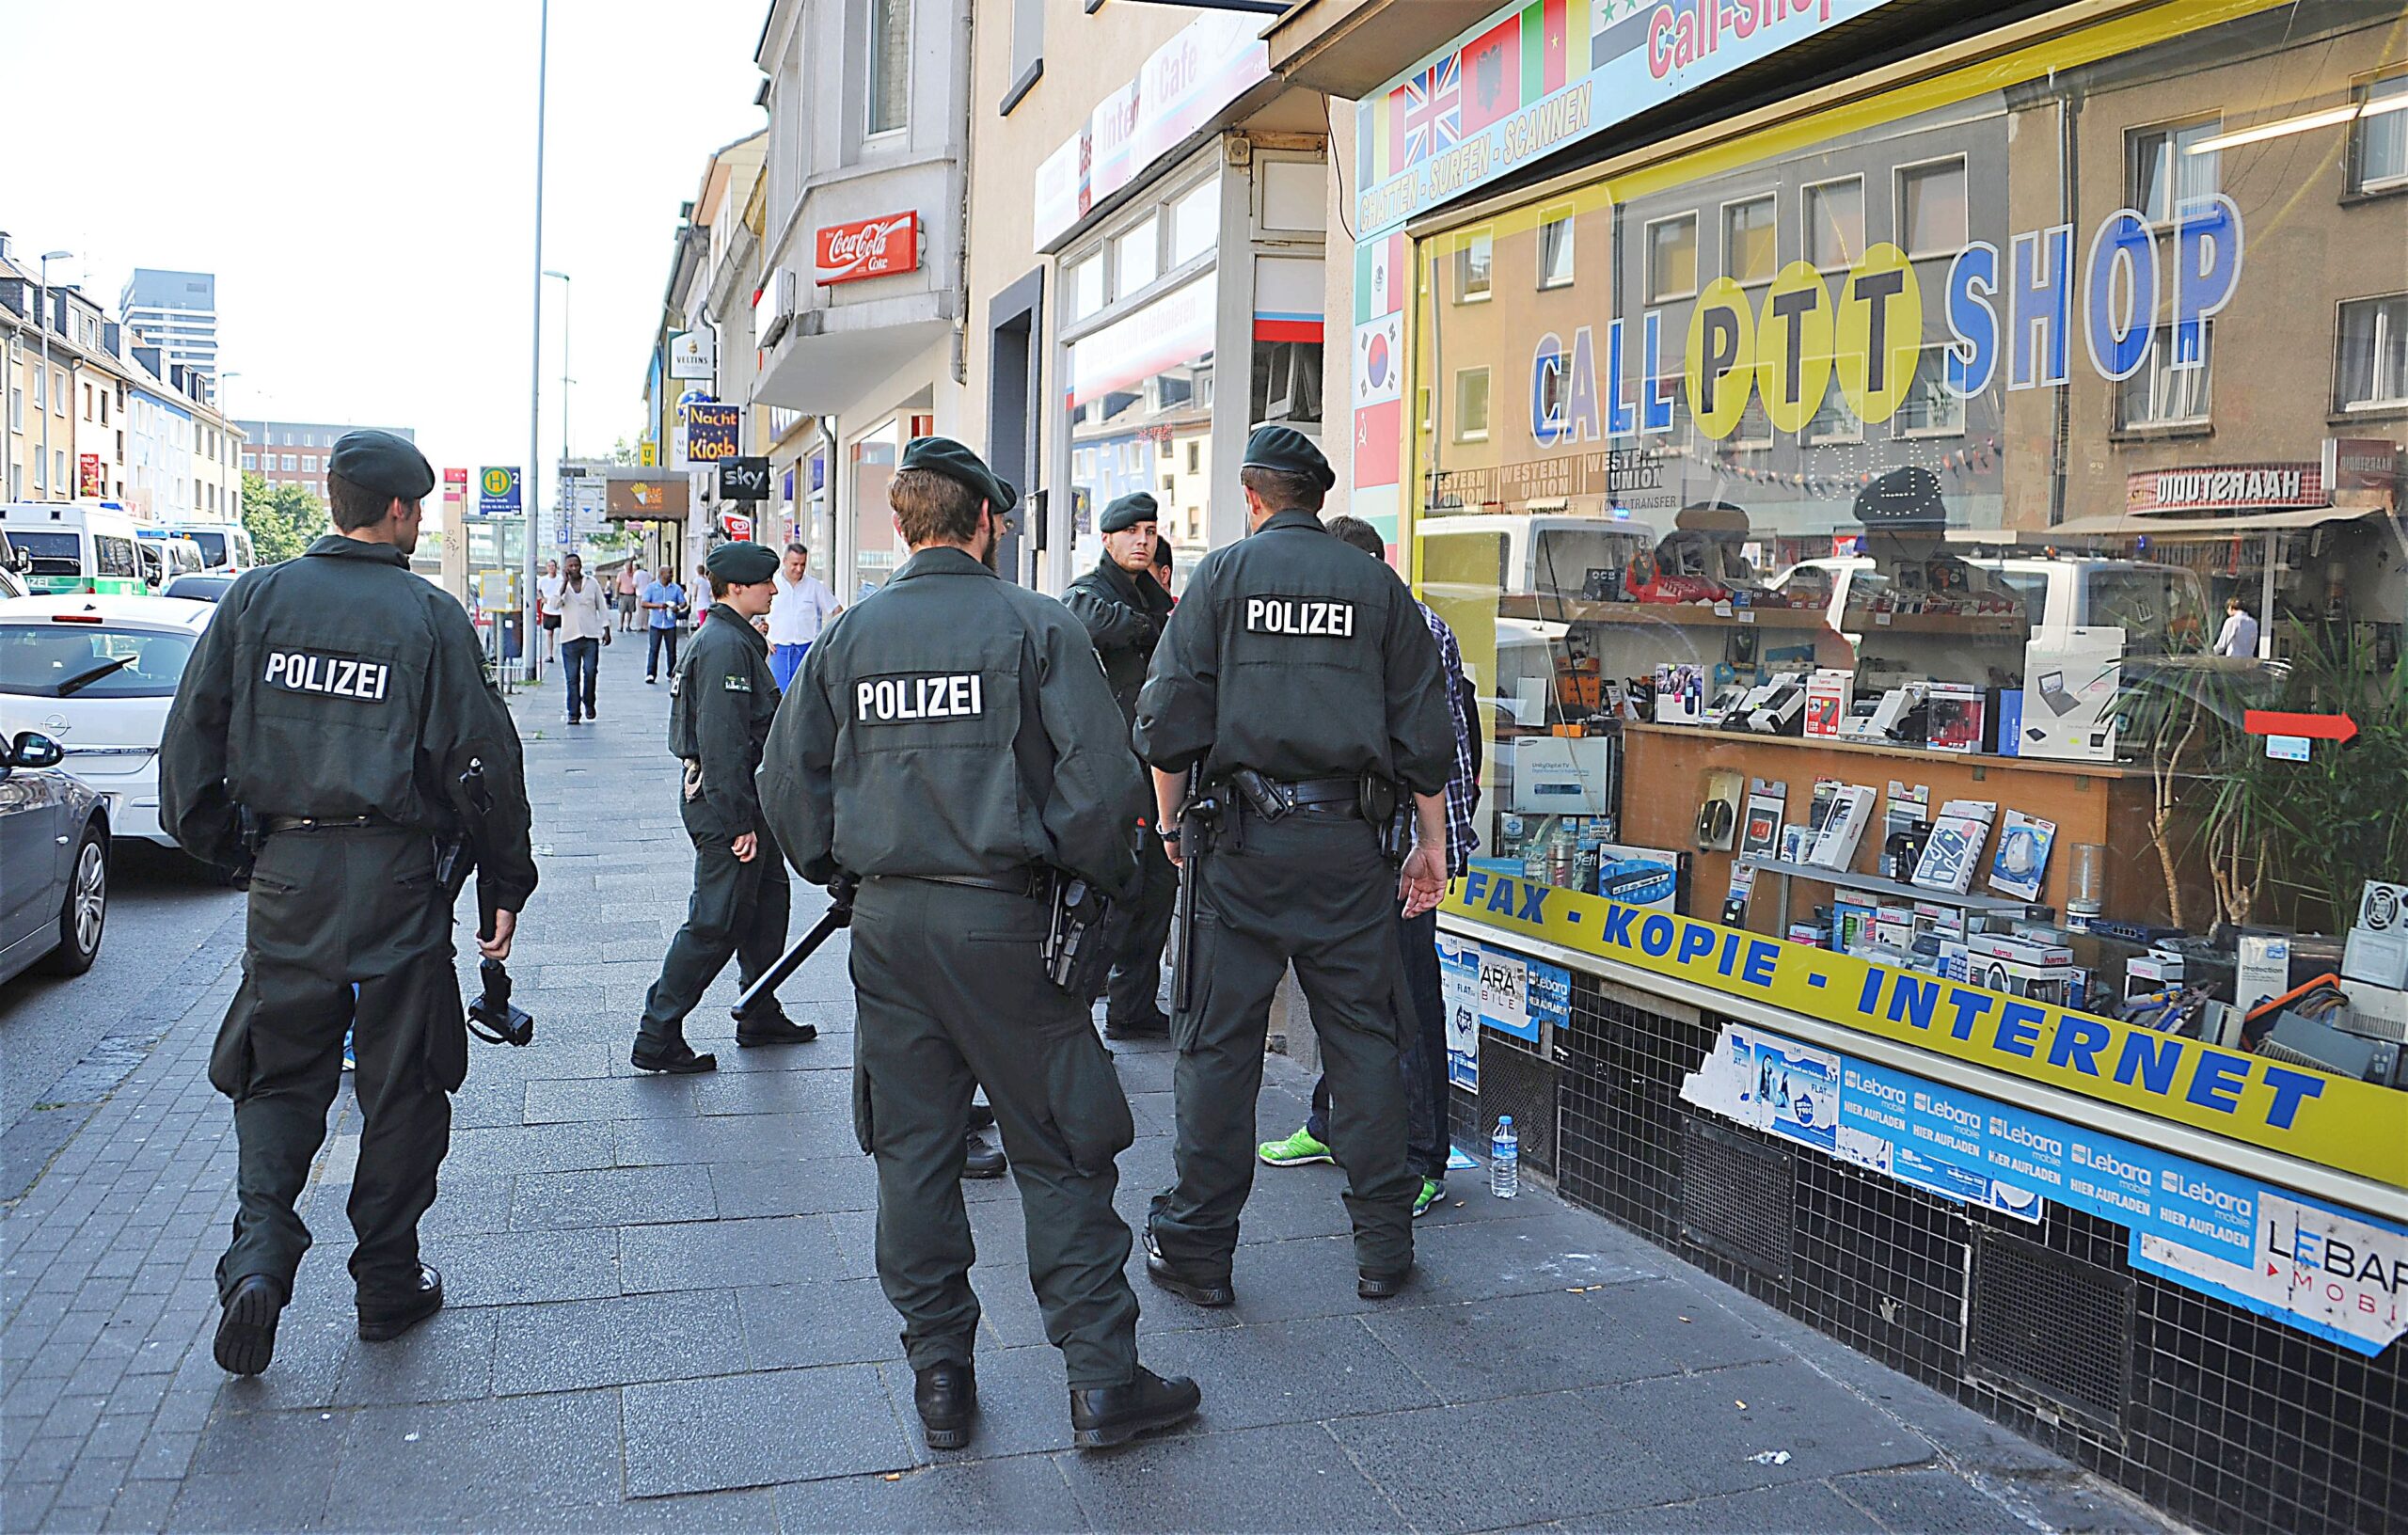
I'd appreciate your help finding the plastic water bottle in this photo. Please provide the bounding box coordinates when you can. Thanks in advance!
[1489,1116,1520,1199]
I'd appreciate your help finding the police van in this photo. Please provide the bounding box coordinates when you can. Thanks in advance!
[0,504,149,596]
[155,522,255,575]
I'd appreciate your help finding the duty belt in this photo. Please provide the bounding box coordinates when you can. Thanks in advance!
[877,868,1048,897]
[263,814,391,834]
[1228,771,1364,821]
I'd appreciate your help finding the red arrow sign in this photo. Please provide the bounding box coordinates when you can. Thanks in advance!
[2244,710,2358,743]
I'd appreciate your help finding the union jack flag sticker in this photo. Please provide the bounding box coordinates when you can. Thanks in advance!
[1402,52,1462,167]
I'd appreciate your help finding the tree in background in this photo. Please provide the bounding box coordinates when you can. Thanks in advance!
[609,435,642,466]
[240,472,329,564]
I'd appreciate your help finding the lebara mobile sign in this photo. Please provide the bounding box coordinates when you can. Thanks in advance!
[816,213,919,286]
[1355,0,1899,238]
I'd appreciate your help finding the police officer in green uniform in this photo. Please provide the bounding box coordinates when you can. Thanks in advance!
[1062,491,1178,1039]
[160,431,537,1376]
[758,436,1201,1452]
[1133,425,1456,1307]
[631,540,812,1074]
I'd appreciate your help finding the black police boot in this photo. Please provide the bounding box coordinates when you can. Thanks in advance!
[1357,1265,1413,1301]
[213,1274,284,1376]
[966,1101,995,1131]
[962,1132,1007,1179]
[913,1360,977,1450]
[1142,1227,1233,1308]
[735,1012,818,1047]
[1069,1366,1202,1450]
[357,1264,444,1342]
[631,1041,719,1074]
[1103,1005,1172,1040]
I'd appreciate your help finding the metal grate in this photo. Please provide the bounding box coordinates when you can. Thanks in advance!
[1476,1033,1558,1176]
[1679,1115,1793,1284]
[1968,1226,2134,1432]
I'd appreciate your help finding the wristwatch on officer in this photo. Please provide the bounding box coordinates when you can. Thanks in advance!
[1160,823,1181,844]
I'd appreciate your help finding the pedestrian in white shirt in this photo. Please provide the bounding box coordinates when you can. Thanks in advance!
[767,542,842,691]
[2213,595,2260,659]
[537,559,562,661]
[554,553,611,723]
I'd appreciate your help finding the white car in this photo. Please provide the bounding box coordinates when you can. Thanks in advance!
[0,594,215,847]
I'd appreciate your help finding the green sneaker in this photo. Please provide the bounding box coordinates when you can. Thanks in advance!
[1257,1127,1335,1167]
[1412,1179,1443,1219]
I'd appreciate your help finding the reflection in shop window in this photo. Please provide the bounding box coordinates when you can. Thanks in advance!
[1454,231,1494,302]
[1804,177,1863,269]
[1114,217,1159,297]
[2128,119,2221,224]
[1894,345,1967,436]
[1172,181,1218,267]
[2336,294,2408,411]
[1068,254,1103,322]
[1805,370,1863,443]
[1454,367,1491,441]
[2118,324,2213,428]
[1722,195,1777,283]
[2353,70,2408,192]
[1646,213,1698,302]
[1894,157,1968,257]
[1538,213,1576,290]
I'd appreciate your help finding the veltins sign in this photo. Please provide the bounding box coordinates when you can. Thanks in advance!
[816,213,919,285]
[667,329,716,381]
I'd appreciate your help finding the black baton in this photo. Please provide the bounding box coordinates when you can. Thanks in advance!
[732,875,856,1024]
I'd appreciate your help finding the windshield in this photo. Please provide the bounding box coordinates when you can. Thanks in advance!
[0,624,198,699]
[1532,528,1656,597]
[164,576,234,601]
[185,530,230,565]
[9,531,81,577]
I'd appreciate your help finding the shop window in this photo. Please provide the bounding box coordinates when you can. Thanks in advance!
[1804,177,1863,270]
[2335,293,2408,412]
[1895,158,1968,257]
[1171,181,1217,268]
[867,0,910,135]
[1805,371,1862,443]
[2117,324,2212,429]
[1645,213,1697,302]
[1253,340,1322,426]
[1115,217,1159,298]
[1454,368,1491,441]
[1894,345,1967,436]
[1722,195,1777,284]
[1538,213,1576,291]
[1068,253,1104,322]
[2128,118,2220,224]
[1454,231,1494,303]
[2352,70,2408,193]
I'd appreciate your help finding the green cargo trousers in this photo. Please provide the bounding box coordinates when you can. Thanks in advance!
[1149,813,1417,1283]
[848,876,1141,1389]
[638,803,791,1052]
[210,825,464,1308]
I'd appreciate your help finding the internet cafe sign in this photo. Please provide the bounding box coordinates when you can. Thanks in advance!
[816,213,919,286]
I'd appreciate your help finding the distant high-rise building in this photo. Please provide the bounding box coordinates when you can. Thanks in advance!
[119,269,219,400]
[235,419,417,505]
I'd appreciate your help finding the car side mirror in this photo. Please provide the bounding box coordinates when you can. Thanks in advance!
[9,731,66,770]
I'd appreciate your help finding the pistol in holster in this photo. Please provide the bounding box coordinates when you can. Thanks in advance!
[1043,870,1129,1001]
[1173,775,1226,1016]
[1358,774,1413,865]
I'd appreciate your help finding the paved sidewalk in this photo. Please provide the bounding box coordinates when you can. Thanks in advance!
[2,629,2178,1533]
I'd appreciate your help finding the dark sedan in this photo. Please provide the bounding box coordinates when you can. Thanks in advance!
[0,731,109,986]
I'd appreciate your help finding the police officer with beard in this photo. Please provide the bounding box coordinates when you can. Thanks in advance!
[631,539,813,1074]
[160,430,536,1376]
[1133,426,1456,1308]
[1062,492,1178,1039]
[758,436,1201,1453]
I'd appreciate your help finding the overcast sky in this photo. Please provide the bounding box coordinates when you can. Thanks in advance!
[8,0,768,498]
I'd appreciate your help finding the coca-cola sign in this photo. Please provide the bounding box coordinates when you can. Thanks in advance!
[816,213,919,285]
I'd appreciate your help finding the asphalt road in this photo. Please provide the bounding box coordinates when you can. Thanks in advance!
[0,840,242,1136]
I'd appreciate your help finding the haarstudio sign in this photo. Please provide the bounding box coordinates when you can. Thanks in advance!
[816,213,920,285]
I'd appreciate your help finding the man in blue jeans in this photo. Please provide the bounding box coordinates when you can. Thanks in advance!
[1257,515,1481,1219]
[642,564,685,684]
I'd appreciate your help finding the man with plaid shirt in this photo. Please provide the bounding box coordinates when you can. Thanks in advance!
[1259,516,1481,1218]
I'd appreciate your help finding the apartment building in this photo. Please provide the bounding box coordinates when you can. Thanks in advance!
[235,419,416,504]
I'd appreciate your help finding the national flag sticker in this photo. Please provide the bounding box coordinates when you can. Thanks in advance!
[1354,314,1404,407]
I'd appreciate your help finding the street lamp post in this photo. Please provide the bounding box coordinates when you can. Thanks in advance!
[522,0,550,686]
[544,269,572,558]
[37,251,71,502]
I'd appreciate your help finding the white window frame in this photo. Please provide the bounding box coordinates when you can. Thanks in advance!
[1893,154,1972,260]
[1643,212,1699,304]
[1536,208,1576,292]
[866,0,911,141]
[1802,175,1864,273]
[2350,68,2408,196]
[1452,228,1494,305]
[2334,293,2408,414]
[1453,368,1492,442]
[1893,342,1970,439]
[1719,191,1779,288]
[2117,323,2214,431]
[2125,119,2221,229]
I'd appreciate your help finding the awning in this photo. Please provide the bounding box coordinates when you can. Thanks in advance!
[2042,505,2390,541]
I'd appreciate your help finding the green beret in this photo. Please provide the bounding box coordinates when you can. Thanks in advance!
[327,430,434,502]
[705,540,780,585]
[899,435,1018,515]
[1241,424,1334,493]
[1099,492,1158,534]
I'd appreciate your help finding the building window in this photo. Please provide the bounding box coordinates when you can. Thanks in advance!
[1453,230,1493,303]
[1186,441,1200,474]
[1171,181,1217,269]
[1537,212,1576,290]
[2118,324,2213,428]
[2336,294,2408,412]
[1067,253,1104,322]
[242,452,256,470]
[1114,217,1159,298]
[1647,214,1704,303]
[1894,345,1968,436]
[282,454,297,471]
[2351,70,2408,194]
[1006,0,1043,108]
[1453,367,1491,441]
[1896,158,1969,257]
[2128,119,2220,224]
[1722,195,1777,284]
[7,388,18,430]
[303,455,318,473]
[53,370,66,414]
[1806,372,1863,444]
[1804,177,1863,270]
[868,0,910,136]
